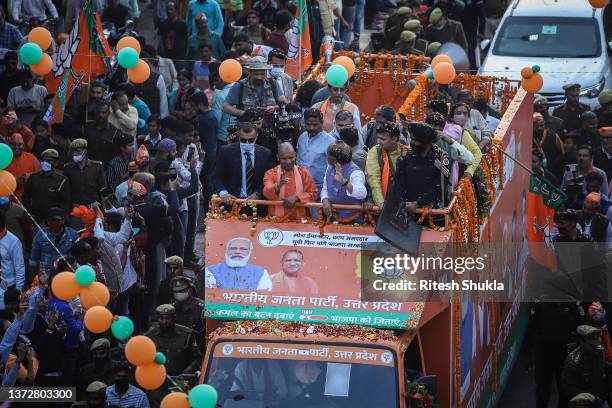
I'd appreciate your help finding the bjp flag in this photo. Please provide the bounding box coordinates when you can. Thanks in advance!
[44,0,113,124]
[286,0,312,80]
[527,174,566,271]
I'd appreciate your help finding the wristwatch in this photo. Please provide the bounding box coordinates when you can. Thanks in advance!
[342,179,349,187]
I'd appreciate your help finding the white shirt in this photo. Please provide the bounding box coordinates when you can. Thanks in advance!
[11,0,58,21]
[0,232,25,291]
[320,165,367,201]
[204,264,273,291]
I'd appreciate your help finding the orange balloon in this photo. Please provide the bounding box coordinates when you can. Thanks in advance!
[219,59,242,83]
[431,54,453,69]
[432,61,456,84]
[127,59,151,84]
[522,73,543,93]
[125,336,157,366]
[79,281,110,309]
[28,27,52,51]
[84,306,113,333]
[57,33,68,44]
[136,363,166,390]
[31,53,53,76]
[117,36,141,54]
[520,67,533,79]
[0,170,16,197]
[589,0,608,8]
[51,271,81,301]
[161,392,190,408]
[332,56,356,77]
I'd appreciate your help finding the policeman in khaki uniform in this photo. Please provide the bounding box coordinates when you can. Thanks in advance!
[553,84,590,134]
[534,95,564,136]
[569,393,604,407]
[392,31,423,57]
[171,276,205,352]
[145,304,201,376]
[71,381,119,408]
[63,138,107,208]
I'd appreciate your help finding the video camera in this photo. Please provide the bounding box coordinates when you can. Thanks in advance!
[564,163,585,195]
[227,104,302,144]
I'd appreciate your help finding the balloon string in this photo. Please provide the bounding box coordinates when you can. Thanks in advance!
[0,177,75,273]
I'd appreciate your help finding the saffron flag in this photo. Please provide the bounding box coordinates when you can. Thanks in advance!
[527,174,562,271]
[286,0,312,80]
[44,0,113,124]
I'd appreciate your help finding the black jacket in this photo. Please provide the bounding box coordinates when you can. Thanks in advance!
[212,143,274,199]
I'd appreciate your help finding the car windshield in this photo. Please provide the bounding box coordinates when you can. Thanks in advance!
[492,16,601,58]
[205,341,398,408]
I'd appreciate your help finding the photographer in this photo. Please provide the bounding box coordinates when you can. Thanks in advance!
[221,56,287,120]
[562,146,608,196]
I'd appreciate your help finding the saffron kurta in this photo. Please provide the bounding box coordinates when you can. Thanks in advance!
[263,165,318,219]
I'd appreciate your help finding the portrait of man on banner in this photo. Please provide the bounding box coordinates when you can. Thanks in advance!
[205,237,272,290]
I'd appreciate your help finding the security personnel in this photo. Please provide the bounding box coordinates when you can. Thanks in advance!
[569,393,604,407]
[22,148,72,221]
[562,325,608,405]
[171,276,205,352]
[77,339,117,401]
[403,19,423,39]
[553,84,590,134]
[145,304,201,376]
[384,6,413,50]
[71,381,114,408]
[394,122,449,215]
[392,31,423,57]
[158,256,188,305]
[534,96,564,136]
[63,138,107,207]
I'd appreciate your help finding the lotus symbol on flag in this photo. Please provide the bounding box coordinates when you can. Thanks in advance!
[53,24,81,78]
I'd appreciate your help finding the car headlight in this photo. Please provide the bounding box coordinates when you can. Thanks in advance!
[580,79,605,98]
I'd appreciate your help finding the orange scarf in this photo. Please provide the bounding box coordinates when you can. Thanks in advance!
[272,165,303,216]
[381,150,391,199]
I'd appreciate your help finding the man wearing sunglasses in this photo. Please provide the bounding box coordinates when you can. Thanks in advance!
[213,122,274,209]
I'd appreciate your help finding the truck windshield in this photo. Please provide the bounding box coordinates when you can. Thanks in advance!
[205,341,399,408]
[492,16,601,58]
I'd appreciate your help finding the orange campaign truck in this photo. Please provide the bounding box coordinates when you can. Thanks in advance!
[200,55,532,408]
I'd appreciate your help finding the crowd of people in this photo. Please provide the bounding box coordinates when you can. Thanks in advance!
[0,0,609,406]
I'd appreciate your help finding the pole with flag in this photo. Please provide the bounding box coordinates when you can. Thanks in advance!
[286,0,312,81]
[43,0,112,124]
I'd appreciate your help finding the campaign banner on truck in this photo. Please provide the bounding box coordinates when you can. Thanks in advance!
[204,219,428,329]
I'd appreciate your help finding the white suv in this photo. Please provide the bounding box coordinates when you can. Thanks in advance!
[478,0,612,109]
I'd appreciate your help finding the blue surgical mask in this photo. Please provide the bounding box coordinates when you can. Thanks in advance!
[433,23,445,31]
[73,154,84,163]
[40,161,52,172]
[240,142,255,152]
[270,67,284,79]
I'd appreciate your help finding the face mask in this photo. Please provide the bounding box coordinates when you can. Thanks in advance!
[240,142,255,152]
[73,154,84,163]
[40,161,52,172]
[173,291,189,302]
[453,114,467,127]
[433,23,445,31]
[270,67,284,79]
[592,311,605,323]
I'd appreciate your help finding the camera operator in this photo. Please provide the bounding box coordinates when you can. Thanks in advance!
[562,145,609,196]
[221,56,288,120]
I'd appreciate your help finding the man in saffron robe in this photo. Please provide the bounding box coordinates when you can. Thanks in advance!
[205,237,272,290]
[6,132,40,201]
[271,249,318,294]
[263,143,318,220]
